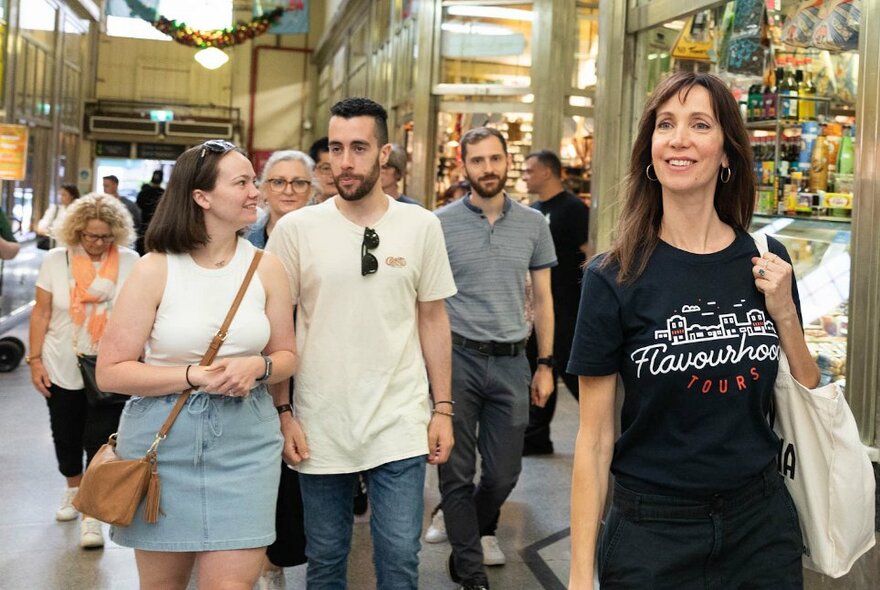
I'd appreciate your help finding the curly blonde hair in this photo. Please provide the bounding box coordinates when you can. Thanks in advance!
[59,193,136,247]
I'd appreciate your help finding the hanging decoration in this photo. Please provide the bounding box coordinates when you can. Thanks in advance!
[122,0,287,49]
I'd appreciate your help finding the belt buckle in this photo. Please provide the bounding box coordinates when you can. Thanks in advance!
[477,342,490,354]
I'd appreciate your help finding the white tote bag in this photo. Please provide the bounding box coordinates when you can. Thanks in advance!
[754,232,876,577]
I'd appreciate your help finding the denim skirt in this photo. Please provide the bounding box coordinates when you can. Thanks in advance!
[110,387,283,551]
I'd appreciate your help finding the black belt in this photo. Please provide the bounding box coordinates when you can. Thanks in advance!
[452,333,526,357]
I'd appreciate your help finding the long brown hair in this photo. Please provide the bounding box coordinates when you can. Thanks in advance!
[603,72,755,283]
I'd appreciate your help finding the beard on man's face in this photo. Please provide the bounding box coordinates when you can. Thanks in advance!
[334,160,381,202]
[465,168,508,199]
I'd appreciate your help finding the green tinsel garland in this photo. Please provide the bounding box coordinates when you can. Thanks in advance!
[122,0,285,49]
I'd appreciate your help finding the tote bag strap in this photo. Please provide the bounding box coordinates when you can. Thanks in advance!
[751,231,770,257]
[152,249,264,444]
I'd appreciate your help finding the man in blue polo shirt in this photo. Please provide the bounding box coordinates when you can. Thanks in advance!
[436,127,556,590]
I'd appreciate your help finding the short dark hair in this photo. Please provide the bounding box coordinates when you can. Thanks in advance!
[329,97,389,146]
[146,143,245,254]
[460,127,507,162]
[60,183,81,201]
[103,175,119,185]
[526,149,562,178]
[308,137,329,163]
[150,170,163,185]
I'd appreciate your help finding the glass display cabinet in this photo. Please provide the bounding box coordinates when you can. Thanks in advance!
[751,214,850,386]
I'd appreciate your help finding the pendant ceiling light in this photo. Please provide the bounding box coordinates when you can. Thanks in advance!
[194,47,230,70]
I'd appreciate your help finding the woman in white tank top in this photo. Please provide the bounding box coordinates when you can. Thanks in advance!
[95,141,297,589]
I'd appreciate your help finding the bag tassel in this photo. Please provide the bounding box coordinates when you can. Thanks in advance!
[144,455,161,524]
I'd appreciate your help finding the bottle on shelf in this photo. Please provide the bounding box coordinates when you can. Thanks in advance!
[809,134,829,193]
[748,79,763,122]
[835,128,855,194]
[779,57,799,120]
[798,57,817,121]
[763,67,777,121]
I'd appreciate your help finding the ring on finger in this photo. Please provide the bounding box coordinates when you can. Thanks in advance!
[758,268,766,278]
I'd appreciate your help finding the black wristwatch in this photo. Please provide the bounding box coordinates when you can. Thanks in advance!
[536,356,555,369]
[258,354,273,382]
[275,404,293,415]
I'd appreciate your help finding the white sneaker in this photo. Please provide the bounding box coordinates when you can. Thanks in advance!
[80,517,104,549]
[425,508,447,543]
[257,568,286,590]
[481,535,505,566]
[56,487,79,522]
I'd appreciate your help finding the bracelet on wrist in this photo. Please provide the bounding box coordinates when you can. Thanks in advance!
[432,400,455,407]
[185,364,196,388]
[275,404,293,416]
[432,408,454,418]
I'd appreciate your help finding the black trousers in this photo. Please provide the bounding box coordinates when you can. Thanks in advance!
[45,383,123,477]
[523,323,579,452]
[266,378,307,567]
[599,464,804,589]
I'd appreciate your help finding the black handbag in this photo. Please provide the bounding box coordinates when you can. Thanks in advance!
[77,354,128,406]
[37,205,59,250]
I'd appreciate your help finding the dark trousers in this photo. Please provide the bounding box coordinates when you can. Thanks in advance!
[598,463,804,589]
[45,383,123,477]
[439,345,531,585]
[267,377,307,567]
[523,319,579,452]
[267,463,307,567]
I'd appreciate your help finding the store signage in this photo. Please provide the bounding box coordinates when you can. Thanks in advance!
[137,143,186,160]
[95,141,132,158]
[0,124,28,180]
[149,110,174,122]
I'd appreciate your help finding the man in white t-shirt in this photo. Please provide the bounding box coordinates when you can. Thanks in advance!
[266,97,457,589]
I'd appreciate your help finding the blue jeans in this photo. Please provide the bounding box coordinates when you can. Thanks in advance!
[299,455,426,589]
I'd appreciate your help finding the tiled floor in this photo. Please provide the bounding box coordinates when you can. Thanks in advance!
[0,317,876,589]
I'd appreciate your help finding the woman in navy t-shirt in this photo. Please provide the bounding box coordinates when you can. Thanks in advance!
[567,72,819,589]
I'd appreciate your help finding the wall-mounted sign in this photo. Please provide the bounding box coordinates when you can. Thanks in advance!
[0,124,29,180]
[95,141,132,158]
[137,143,186,160]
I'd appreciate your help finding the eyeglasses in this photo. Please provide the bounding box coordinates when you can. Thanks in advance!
[361,227,380,276]
[265,178,312,194]
[195,139,237,176]
[82,232,115,244]
[315,163,333,175]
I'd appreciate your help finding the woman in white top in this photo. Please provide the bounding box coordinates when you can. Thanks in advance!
[36,184,80,247]
[28,193,139,549]
[96,140,297,589]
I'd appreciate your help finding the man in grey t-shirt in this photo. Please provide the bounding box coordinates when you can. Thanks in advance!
[436,127,556,589]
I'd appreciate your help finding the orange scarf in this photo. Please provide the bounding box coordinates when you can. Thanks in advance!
[69,244,120,347]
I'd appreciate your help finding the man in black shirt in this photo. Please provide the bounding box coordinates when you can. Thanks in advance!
[136,170,164,254]
[522,150,590,455]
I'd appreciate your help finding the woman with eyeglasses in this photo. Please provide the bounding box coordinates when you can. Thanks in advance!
[247,150,317,249]
[246,149,313,587]
[95,140,297,589]
[28,193,139,550]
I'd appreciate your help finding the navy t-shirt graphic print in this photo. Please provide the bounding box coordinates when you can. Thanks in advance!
[568,230,801,495]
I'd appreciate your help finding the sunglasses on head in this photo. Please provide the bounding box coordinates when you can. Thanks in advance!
[195,139,237,176]
[361,227,380,276]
